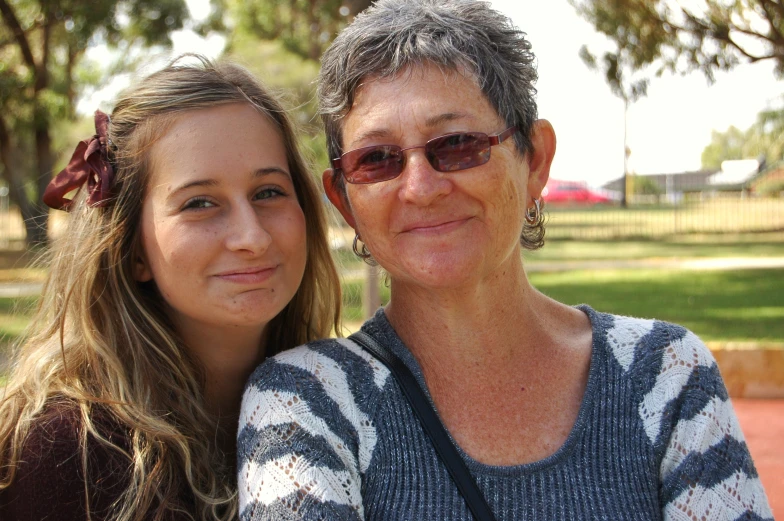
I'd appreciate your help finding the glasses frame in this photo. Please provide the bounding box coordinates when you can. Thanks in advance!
[332,126,518,185]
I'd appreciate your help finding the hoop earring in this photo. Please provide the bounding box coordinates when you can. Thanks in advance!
[352,234,373,262]
[525,198,542,225]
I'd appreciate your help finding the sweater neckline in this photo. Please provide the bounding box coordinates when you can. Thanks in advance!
[360,304,605,477]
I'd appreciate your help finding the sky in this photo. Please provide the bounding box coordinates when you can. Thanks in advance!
[82,0,783,187]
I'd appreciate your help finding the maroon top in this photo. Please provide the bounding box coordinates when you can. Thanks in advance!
[0,403,191,520]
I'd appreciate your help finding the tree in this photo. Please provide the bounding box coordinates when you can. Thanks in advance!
[207,0,372,61]
[701,100,784,169]
[0,0,189,245]
[570,0,784,84]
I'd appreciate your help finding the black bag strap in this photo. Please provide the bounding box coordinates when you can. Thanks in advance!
[349,331,497,521]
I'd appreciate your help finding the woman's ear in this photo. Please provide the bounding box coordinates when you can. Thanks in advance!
[526,119,557,200]
[322,169,357,230]
[133,251,153,282]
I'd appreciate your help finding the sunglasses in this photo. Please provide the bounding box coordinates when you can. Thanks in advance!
[332,127,518,184]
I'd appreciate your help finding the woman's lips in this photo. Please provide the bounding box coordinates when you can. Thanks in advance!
[214,266,278,284]
[402,217,471,234]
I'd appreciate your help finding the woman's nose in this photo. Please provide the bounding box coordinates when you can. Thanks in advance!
[225,201,272,254]
[398,150,452,205]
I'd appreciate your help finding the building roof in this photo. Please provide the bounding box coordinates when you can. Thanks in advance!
[602,170,717,193]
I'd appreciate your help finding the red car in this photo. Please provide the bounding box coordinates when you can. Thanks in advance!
[541,180,613,205]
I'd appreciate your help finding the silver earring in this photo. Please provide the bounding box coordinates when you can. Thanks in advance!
[352,234,373,262]
[525,198,542,225]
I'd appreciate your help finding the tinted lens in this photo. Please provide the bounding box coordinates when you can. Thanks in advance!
[426,132,491,172]
[341,145,403,184]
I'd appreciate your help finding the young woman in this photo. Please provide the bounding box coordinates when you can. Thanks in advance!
[0,56,341,520]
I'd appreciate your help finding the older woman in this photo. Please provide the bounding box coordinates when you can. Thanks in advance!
[238,1,772,520]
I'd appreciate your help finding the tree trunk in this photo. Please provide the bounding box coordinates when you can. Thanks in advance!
[30,123,52,246]
[27,6,53,246]
[0,115,46,245]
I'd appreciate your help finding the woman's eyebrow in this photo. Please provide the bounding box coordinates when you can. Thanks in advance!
[424,112,469,127]
[350,128,391,146]
[167,179,219,200]
[166,167,290,201]
[254,167,291,179]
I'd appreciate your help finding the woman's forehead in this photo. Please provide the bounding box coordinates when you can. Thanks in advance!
[352,63,480,104]
[342,65,500,145]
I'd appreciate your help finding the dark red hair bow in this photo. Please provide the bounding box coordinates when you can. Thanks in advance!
[43,110,115,210]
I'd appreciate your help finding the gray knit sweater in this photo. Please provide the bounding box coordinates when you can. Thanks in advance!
[238,306,772,520]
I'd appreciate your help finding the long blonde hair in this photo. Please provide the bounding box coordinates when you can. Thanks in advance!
[0,56,341,520]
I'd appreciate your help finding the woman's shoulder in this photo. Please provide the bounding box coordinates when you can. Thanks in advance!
[589,308,730,440]
[588,307,717,375]
[239,337,392,518]
[246,336,392,396]
[239,336,393,468]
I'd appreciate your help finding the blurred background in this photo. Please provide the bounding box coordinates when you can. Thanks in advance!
[0,0,782,512]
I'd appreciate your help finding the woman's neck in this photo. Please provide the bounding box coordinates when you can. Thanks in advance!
[384,254,559,372]
[176,321,268,452]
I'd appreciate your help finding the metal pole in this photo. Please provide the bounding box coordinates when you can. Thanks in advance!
[363,263,380,319]
[622,97,628,208]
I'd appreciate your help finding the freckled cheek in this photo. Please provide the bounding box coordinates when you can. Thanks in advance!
[269,207,307,259]
[501,180,523,209]
[145,224,212,279]
[348,193,392,243]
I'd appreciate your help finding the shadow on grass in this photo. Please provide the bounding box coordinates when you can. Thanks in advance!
[530,268,784,342]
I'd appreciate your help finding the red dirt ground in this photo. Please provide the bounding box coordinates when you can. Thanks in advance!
[734,399,784,517]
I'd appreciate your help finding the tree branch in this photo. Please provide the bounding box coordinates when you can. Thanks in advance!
[681,8,777,62]
[0,0,36,69]
[728,21,779,45]
[724,32,776,61]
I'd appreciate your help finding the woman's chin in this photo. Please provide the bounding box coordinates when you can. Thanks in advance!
[388,256,487,290]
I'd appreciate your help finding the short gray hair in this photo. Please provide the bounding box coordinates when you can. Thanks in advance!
[318,0,545,250]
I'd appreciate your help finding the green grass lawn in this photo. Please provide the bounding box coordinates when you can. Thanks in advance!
[0,297,38,372]
[529,268,784,342]
[342,268,784,343]
[0,296,37,343]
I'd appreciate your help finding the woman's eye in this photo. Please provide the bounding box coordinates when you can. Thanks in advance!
[360,148,395,166]
[254,188,285,201]
[442,133,474,148]
[183,197,215,210]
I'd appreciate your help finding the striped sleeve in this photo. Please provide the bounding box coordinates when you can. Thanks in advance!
[237,340,390,521]
[654,329,773,521]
